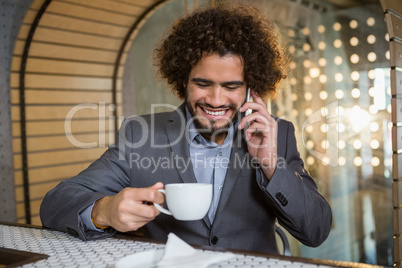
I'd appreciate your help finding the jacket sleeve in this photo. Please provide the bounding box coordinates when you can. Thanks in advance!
[256,121,332,247]
[39,119,135,241]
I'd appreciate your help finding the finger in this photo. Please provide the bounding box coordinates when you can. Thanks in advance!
[250,90,265,106]
[238,106,259,129]
[245,122,270,134]
[243,90,271,116]
[126,187,164,204]
[142,183,164,205]
[248,112,274,124]
[132,202,161,220]
[149,182,164,190]
[239,111,273,130]
[120,197,160,221]
[240,100,262,114]
[240,102,271,121]
[115,208,158,232]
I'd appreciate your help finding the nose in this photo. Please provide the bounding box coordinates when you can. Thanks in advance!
[207,86,226,108]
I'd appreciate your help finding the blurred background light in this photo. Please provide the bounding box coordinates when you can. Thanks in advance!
[370,122,379,132]
[334,56,343,65]
[350,54,359,64]
[333,22,342,31]
[319,90,328,100]
[349,19,358,29]
[338,140,346,149]
[354,156,363,166]
[368,69,376,79]
[351,71,360,81]
[318,41,326,50]
[319,74,328,83]
[318,57,327,66]
[353,139,362,150]
[305,124,313,133]
[335,89,344,99]
[335,73,344,82]
[338,156,346,166]
[305,108,313,117]
[349,106,370,132]
[367,34,376,44]
[350,37,359,46]
[370,139,380,149]
[371,157,380,167]
[334,39,342,48]
[318,25,325,33]
[367,52,377,62]
[309,67,320,78]
[351,88,361,98]
[366,17,375,26]
[304,91,313,101]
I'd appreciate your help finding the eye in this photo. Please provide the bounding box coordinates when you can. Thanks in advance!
[196,83,209,88]
[225,85,240,90]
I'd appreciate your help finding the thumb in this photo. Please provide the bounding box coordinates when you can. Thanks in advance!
[149,182,164,190]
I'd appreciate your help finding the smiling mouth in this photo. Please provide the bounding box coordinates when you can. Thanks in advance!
[200,106,228,116]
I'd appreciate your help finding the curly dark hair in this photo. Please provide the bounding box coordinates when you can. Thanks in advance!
[154,2,288,101]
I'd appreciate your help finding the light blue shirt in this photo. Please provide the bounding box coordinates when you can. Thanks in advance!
[185,105,236,222]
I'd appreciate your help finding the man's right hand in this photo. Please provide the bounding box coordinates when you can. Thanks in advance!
[91,182,164,232]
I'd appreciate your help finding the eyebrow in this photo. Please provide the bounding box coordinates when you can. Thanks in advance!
[191,78,245,86]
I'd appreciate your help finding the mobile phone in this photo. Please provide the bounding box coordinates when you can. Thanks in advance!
[245,87,252,116]
[244,87,252,131]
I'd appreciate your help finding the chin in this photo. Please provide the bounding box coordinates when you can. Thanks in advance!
[196,118,232,135]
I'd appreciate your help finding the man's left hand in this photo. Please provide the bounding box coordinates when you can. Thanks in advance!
[239,90,278,180]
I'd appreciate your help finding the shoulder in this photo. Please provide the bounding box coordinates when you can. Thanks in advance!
[272,116,294,133]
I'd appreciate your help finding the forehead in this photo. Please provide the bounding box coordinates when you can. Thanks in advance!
[189,53,244,81]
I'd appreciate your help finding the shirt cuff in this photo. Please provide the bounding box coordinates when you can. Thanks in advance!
[255,167,270,188]
[79,202,104,233]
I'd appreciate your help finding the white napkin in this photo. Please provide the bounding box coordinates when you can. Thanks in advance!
[156,233,236,268]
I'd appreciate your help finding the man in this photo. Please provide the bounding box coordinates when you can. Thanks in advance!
[40,3,332,254]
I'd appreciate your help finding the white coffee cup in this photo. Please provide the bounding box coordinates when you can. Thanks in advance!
[154,183,212,221]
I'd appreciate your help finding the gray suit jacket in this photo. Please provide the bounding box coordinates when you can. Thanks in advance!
[40,103,332,254]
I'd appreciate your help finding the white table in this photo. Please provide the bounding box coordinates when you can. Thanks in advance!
[0,223,382,268]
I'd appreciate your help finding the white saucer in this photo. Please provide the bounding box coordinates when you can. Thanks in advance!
[115,249,164,268]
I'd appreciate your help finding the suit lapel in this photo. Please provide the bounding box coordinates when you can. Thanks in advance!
[165,104,212,228]
[165,104,197,184]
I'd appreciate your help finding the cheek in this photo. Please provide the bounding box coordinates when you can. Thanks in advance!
[230,93,246,108]
[186,88,205,103]
[185,93,199,109]
[186,93,197,104]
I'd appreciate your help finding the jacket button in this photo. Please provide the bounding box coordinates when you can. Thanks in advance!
[275,192,288,206]
[211,236,219,245]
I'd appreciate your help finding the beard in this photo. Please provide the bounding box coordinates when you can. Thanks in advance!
[186,100,239,140]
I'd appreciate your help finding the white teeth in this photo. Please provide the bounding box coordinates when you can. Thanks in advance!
[204,108,225,116]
